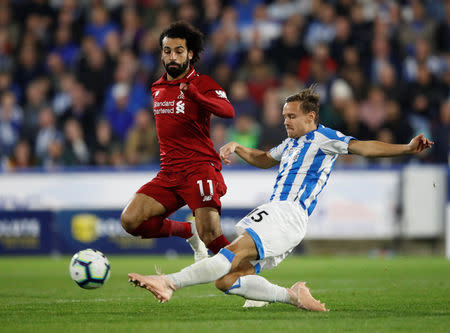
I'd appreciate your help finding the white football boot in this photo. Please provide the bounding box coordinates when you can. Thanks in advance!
[186,218,209,262]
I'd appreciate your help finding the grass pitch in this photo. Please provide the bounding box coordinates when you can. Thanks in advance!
[0,255,449,333]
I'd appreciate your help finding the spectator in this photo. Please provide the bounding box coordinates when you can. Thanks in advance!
[229,80,258,121]
[403,38,441,81]
[51,25,80,68]
[330,16,354,65]
[5,139,34,170]
[211,62,234,93]
[84,6,119,48]
[0,71,21,102]
[138,30,159,82]
[103,82,135,140]
[381,100,413,145]
[52,72,75,116]
[258,89,285,151]
[59,81,97,145]
[238,48,278,106]
[431,100,450,163]
[201,28,240,74]
[201,0,223,34]
[22,78,49,138]
[46,53,66,89]
[435,0,450,53]
[42,138,63,170]
[240,4,282,50]
[231,0,264,27]
[92,118,122,166]
[0,92,22,159]
[275,73,303,107]
[120,6,144,52]
[378,62,403,102]
[349,3,372,62]
[14,45,46,98]
[367,36,401,84]
[104,30,121,62]
[0,5,20,53]
[62,118,90,166]
[404,64,444,124]
[75,41,114,108]
[359,85,387,132]
[267,0,309,22]
[0,91,23,128]
[210,121,228,152]
[339,100,374,142]
[298,43,337,84]
[268,16,306,74]
[34,107,62,165]
[103,50,149,112]
[304,1,336,52]
[398,0,436,55]
[227,114,260,160]
[124,108,158,165]
[320,78,352,129]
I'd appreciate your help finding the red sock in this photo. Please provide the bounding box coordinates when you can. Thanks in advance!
[168,219,193,239]
[134,217,193,239]
[207,234,230,254]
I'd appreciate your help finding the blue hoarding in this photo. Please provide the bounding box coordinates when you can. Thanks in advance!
[0,208,251,255]
[0,211,53,254]
[55,209,194,254]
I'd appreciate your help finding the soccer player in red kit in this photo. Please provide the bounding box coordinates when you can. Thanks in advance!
[121,21,234,260]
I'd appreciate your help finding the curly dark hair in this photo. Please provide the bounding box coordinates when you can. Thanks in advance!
[285,84,320,125]
[159,21,204,65]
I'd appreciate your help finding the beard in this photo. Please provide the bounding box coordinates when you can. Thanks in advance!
[164,58,190,78]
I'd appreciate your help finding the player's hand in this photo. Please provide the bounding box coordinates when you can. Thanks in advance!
[220,142,239,165]
[407,134,434,154]
[180,82,199,98]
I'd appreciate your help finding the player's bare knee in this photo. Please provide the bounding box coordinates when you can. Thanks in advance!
[120,210,139,234]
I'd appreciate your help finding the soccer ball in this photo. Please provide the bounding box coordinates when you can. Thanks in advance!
[69,249,111,289]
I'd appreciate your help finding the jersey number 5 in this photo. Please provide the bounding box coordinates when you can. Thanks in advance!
[248,209,268,222]
[197,180,214,202]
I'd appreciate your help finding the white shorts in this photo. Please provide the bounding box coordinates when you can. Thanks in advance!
[235,201,308,272]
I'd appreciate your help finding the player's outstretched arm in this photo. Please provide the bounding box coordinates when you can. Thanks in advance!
[220,142,279,169]
[348,134,434,158]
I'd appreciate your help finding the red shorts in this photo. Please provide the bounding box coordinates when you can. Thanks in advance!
[137,163,227,216]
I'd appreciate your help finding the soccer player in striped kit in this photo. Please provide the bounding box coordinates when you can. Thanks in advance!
[128,86,433,311]
[121,22,235,261]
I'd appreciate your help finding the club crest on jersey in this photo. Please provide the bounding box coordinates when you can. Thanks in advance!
[176,101,185,114]
[285,144,303,159]
[215,90,228,100]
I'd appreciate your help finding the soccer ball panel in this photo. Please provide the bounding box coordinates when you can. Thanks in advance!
[69,249,110,289]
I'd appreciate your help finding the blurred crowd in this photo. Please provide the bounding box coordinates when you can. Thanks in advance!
[0,0,449,171]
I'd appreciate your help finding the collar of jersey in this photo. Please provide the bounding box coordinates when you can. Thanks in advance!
[158,67,197,85]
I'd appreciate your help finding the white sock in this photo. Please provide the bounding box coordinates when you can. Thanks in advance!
[227,275,292,304]
[167,248,234,288]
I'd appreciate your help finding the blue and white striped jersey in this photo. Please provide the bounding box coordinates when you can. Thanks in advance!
[269,125,355,216]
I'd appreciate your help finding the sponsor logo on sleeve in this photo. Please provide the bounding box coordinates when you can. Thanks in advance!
[215,90,228,100]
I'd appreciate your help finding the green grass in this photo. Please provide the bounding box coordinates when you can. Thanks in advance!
[0,256,449,333]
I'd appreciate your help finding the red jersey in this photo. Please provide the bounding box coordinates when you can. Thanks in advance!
[151,68,234,171]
